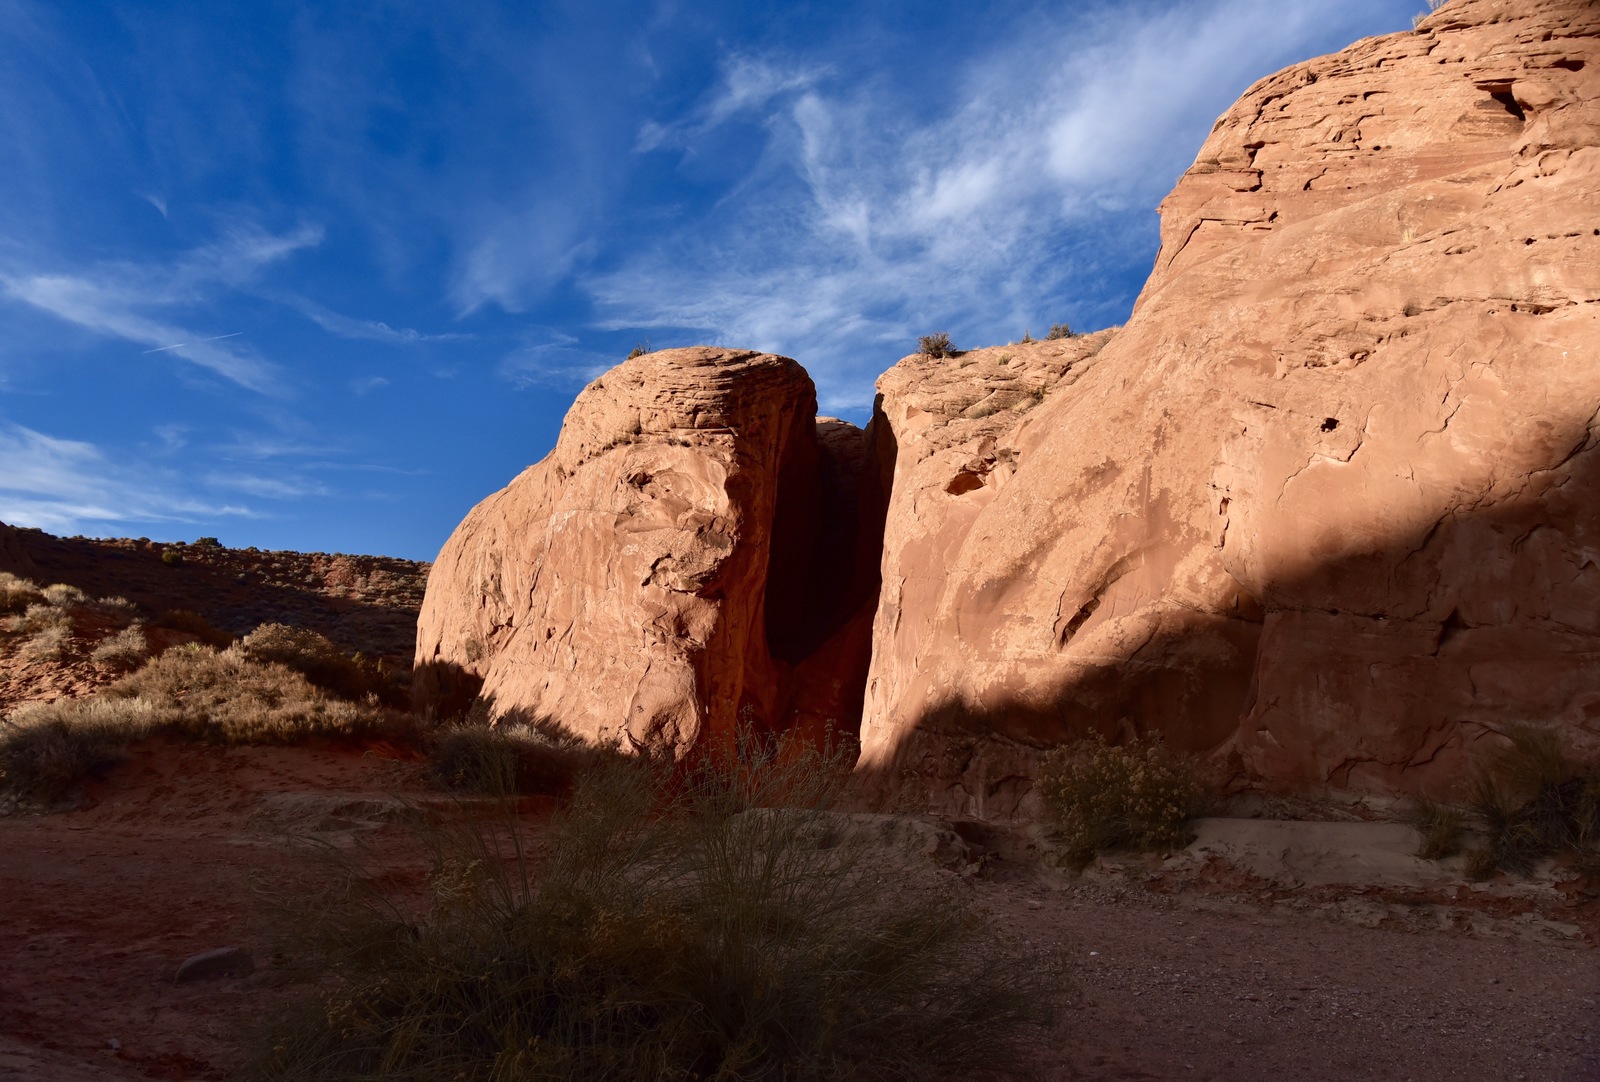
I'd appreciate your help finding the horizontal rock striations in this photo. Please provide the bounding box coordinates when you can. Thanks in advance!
[414,348,882,757]
[856,0,1600,813]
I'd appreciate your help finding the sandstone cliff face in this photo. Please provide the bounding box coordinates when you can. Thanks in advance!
[414,348,878,756]
[858,0,1600,813]
[0,521,35,578]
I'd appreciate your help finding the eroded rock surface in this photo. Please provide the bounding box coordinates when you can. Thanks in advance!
[414,348,879,756]
[859,0,1600,813]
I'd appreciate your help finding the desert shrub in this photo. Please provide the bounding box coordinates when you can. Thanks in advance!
[160,547,184,566]
[1409,795,1466,860]
[194,536,222,548]
[254,747,1062,1082]
[86,594,139,622]
[152,608,235,647]
[1036,732,1202,868]
[40,582,88,607]
[429,718,593,796]
[626,340,652,360]
[918,332,955,358]
[0,698,160,803]
[8,602,73,661]
[90,623,150,672]
[1461,726,1599,877]
[0,572,43,614]
[1046,322,1076,340]
[106,644,405,744]
[237,623,384,702]
[0,646,411,802]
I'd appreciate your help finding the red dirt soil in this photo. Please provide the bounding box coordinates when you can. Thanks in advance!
[1,740,1595,1082]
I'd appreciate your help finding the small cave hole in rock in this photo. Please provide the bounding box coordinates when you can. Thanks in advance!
[1320,417,1340,432]
[1553,59,1585,72]
[1489,89,1526,122]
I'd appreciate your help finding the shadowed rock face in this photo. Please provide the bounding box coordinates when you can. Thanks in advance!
[857,0,1600,814]
[0,521,34,578]
[413,348,882,758]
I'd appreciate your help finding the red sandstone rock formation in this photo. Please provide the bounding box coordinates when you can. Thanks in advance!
[857,0,1600,813]
[413,348,879,756]
[0,521,35,578]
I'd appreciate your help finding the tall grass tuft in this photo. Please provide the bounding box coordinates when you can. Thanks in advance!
[1462,726,1599,877]
[254,742,1064,1081]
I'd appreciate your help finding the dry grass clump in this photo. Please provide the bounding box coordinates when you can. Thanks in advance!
[0,645,410,803]
[2,577,143,662]
[90,623,151,672]
[1409,726,1600,878]
[107,645,404,744]
[1466,727,1597,877]
[0,572,44,614]
[255,745,1062,1081]
[10,602,74,661]
[918,331,955,358]
[429,717,594,796]
[237,623,390,703]
[0,698,161,802]
[1408,795,1466,860]
[1036,732,1203,869]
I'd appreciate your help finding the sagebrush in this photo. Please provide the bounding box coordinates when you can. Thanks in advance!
[255,745,1063,1081]
[429,714,596,796]
[918,332,955,358]
[0,643,408,803]
[1036,732,1202,868]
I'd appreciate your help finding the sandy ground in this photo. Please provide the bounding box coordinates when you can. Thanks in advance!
[1,742,1596,1082]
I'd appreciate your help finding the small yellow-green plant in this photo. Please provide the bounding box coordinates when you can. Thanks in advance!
[1036,732,1202,868]
[918,332,955,358]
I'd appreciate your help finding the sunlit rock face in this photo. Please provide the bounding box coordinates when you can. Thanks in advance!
[856,0,1600,815]
[413,347,880,758]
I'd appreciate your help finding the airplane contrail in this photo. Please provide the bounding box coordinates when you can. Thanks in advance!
[141,332,243,355]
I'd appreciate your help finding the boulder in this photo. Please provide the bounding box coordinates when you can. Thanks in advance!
[857,0,1600,813]
[414,348,880,757]
[173,946,254,983]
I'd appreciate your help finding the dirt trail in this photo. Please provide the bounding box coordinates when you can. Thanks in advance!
[0,743,1595,1081]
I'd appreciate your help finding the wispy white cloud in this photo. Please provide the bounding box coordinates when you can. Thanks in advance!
[636,55,823,152]
[203,471,331,500]
[498,337,615,390]
[0,223,322,393]
[0,420,256,534]
[589,0,1412,411]
[288,296,472,344]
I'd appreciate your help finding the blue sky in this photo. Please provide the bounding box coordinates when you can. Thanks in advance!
[0,0,1422,560]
